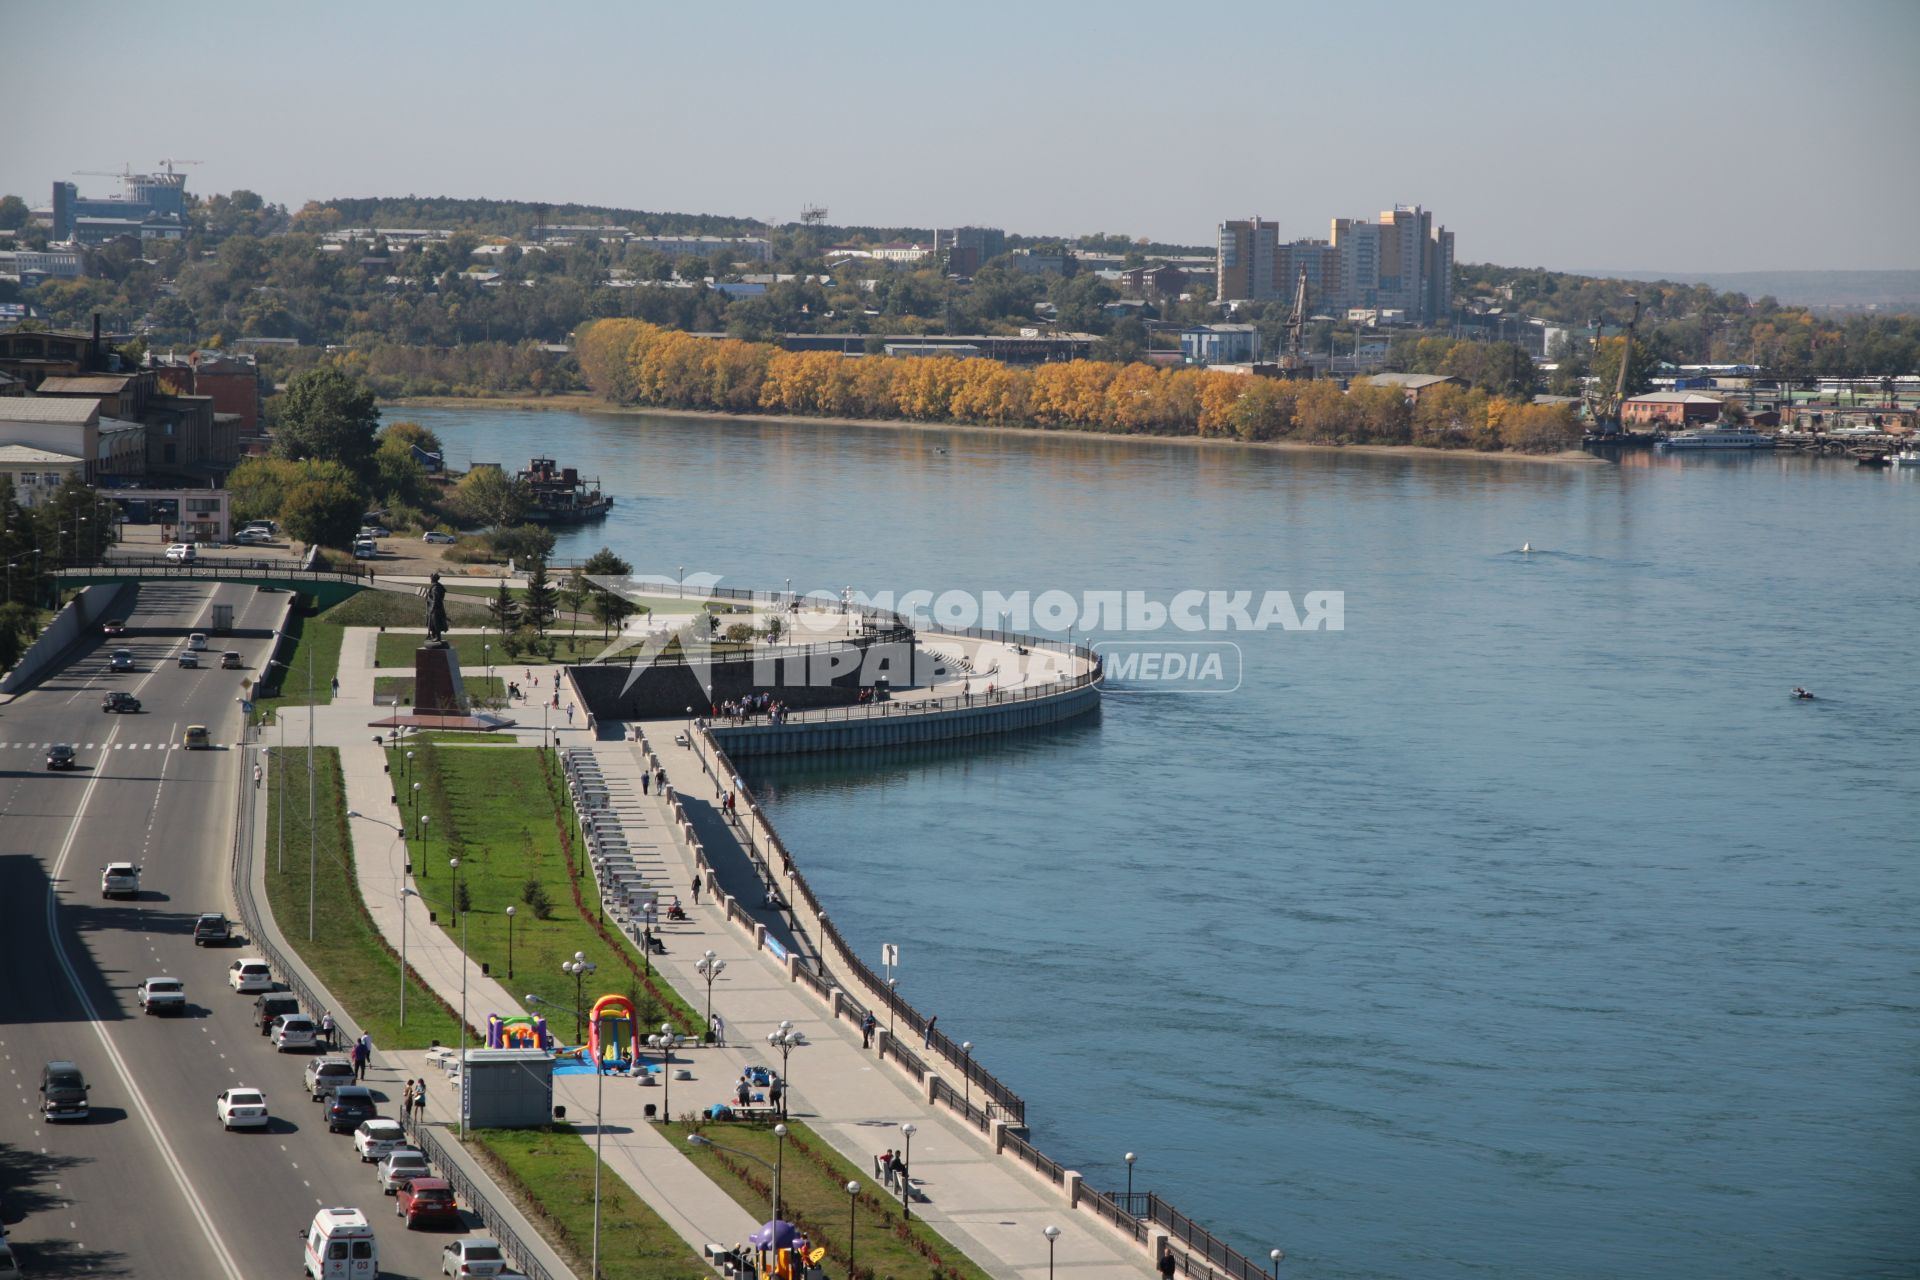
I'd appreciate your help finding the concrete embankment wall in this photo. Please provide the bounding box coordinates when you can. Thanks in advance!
[570,636,916,720]
[710,680,1100,756]
[0,582,135,695]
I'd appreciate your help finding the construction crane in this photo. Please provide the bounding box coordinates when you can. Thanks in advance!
[155,158,203,178]
[1277,269,1310,372]
[73,165,134,181]
[1604,294,1641,425]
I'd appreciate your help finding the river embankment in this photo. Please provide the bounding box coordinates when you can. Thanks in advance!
[384,393,1600,466]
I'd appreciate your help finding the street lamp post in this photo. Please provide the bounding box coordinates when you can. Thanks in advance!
[961,1041,973,1113]
[656,1024,673,1121]
[1125,1151,1136,1202]
[767,1021,800,1118]
[563,953,597,1048]
[448,856,470,1138]
[687,1134,777,1237]
[887,978,898,1036]
[773,1122,788,1222]
[846,1180,860,1279]
[899,1123,917,1219]
[1269,1248,1284,1279]
[1044,1226,1061,1280]
[695,950,725,1034]
[505,905,516,980]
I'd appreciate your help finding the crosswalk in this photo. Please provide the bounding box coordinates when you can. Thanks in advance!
[0,741,238,751]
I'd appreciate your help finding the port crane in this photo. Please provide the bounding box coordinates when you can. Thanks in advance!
[1278,268,1310,372]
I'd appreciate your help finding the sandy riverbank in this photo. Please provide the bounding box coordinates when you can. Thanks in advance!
[384,393,1602,466]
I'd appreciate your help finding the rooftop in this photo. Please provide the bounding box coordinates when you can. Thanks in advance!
[1365,372,1466,390]
[1627,391,1726,404]
[35,375,135,395]
[0,397,100,424]
[0,444,85,464]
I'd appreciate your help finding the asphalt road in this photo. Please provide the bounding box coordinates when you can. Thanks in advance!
[0,583,464,1279]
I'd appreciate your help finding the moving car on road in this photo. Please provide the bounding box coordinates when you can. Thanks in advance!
[440,1237,507,1276]
[188,631,208,650]
[102,618,126,635]
[101,862,140,897]
[377,1148,431,1194]
[215,1086,269,1130]
[102,690,142,713]
[303,1206,378,1280]
[228,957,273,992]
[47,743,77,770]
[354,1117,408,1162]
[177,649,200,668]
[164,542,196,563]
[233,527,273,545]
[184,724,211,749]
[254,992,301,1034]
[39,1061,90,1121]
[221,650,244,669]
[109,648,135,671]
[326,1086,378,1132]
[306,1057,356,1101]
[395,1177,460,1230]
[137,976,186,1015]
[272,1014,318,1051]
[422,530,457,544]
[192,912,232,945]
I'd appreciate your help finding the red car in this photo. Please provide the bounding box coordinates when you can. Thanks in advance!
[102,619,126,636]
[393,1176,460,1229]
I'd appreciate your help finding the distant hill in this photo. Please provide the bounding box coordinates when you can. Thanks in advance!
[1581,269,1920,313]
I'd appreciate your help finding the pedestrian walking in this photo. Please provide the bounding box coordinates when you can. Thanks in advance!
[330,675,340,698]
[566,703,576,725]
[1159,1249,1177,1280]
[351,1040,366,1081]
[769,1076,785,1116]
[642,772,650,795]
[252,762,262,788]
[861,1010,876,1050]
[923,1014,937,1050]
[691,875,701,904]
[320,1010,336,1050]
[402,1079,416,1125]
[412,1078,426,1124]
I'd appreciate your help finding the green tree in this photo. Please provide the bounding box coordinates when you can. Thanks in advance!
[0,195,29,231]
[376,420,444,459]
[373,435,427,506]
[0,600,38,671]
[1590,335,1657,406]
[453,466,527,528]
[280,478,366,550]
[581,547,635,641]
[486,581,521,633]
[272,366,381,475]
[0,477,50,606]
[34,478,119,566]
[560,565,590,638]
[521,558,558,636]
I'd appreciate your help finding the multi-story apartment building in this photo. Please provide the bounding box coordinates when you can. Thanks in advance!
[1217,205,1454,324]
[1217,218,1280,302]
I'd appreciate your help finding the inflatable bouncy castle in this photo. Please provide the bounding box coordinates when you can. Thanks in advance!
[485,1013,553,1050]
[588,994,637,1072]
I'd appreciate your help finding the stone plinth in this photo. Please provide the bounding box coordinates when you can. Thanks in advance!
[415,644,467,715]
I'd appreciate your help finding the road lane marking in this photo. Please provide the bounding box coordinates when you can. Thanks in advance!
[43,716,247,1280]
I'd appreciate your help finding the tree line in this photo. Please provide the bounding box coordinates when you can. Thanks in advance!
[576,320,1580,453]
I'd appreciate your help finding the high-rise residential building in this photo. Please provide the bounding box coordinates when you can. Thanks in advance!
[946,226,1006,276]
[1218,205,1454,323]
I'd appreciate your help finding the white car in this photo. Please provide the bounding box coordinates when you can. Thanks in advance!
[271,1014,318,1051]
[354,1117,408,1162]
[164,542,197,563]
[101,862,141,898]
[178,650,200,669]
[377,1148,432,1195]
[228,958,273,992]
[440,1238,507,1277]
[422,531,457,544]
[215,1086,269,1130]
[137,976,186,1015]
[188,631,209,651]
[233,527,273,545]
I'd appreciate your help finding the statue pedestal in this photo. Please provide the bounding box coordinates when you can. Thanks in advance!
[415,645,467,715]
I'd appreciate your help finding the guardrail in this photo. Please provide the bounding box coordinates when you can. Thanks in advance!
[58,555,368,583]
[412,1126,554,1280]
[1002,1130,1065,1187]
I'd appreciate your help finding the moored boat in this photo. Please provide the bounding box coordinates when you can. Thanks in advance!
[1656,425,1778,451]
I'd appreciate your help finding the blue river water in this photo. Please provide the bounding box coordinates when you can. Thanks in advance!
[412,406,1919,1280]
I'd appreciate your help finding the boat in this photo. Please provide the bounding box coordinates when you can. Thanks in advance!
[1655,425,1778,451]
[516,457,612,523]
[1889,449,1920,467]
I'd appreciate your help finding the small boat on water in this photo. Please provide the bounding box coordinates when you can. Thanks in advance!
[1656,425,1778,451]
[516,457,612,523]
[1889,449,1920,467]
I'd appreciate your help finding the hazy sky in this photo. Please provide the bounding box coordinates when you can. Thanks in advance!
[11,0,1918,273]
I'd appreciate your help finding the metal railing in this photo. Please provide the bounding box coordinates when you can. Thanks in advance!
[1140,1194,1268,1280]
[60,554,368,583]
[709,665,1100,729]
[1002,1130,1064,1186]
[412,1126,554,1280]
[931,1077,990,1133]
[1081,1188,1148,1245]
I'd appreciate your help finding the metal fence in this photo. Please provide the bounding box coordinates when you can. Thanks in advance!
[413,1126,554,1280]
[1141,1194,1268,1280]
[1001,1130,1065,1186]
[61,555,367,583]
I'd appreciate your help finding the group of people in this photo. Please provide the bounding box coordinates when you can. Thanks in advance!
[733,1069,785,1114]
[317,1013,375,1080]
[875,1146,909,1192]
[398,1077,428,1126]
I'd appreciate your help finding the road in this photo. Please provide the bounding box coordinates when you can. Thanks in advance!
[0,582,462,1279]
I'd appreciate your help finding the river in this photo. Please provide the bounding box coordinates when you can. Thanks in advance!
[408,405,1919,1280]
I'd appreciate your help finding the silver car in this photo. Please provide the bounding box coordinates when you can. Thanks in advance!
[377,1147,431,1194]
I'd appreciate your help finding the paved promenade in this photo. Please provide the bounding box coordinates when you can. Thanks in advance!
[275,627,1150,1280]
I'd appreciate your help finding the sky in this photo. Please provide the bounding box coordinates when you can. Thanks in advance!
[10,0,1920,274]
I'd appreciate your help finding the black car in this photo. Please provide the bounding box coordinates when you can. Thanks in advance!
[40,1060,89,1121]
[192,913,232,946]
[46,744,76,771]
[324,1086,378,1132]
[253,992,301,1036]
[102,691,142,713]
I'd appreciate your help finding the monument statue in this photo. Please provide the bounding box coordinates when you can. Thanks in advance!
[425,571,449,645]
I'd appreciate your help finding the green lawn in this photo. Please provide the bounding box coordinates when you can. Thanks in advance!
[392,743,701,1041]
[396,731,519,745]
[373,674,506,706]
[672,1118,993,1280]
[263,747,465,1050]
[252,603,343,722]
[472,1127,710,1280]
[322,588,492,629]
[374,631,610,669]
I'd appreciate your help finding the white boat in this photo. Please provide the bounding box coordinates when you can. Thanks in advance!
[1890,449,1920,467]
[1656,425,1778,451]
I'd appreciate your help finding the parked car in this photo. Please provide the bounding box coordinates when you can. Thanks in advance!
[439,1237,507,1276]
[325,1086,379,1132]
[101,862,140,897]
[221,650,244,669]
[395,1177,461,1229]
[271,1014,318,1052]
[422,531,458,544]
[377,1148,432,1195]
[233,527,273,545]
[102,690,142,713]
[227,958,273,992]
[354,1117,408,1162]
[39,1060,89,1121]
[305,1057,356,1101]
[184,724,211,749]
[137,976,187,1015]
[177,650,200,669]
[215,1086,269,1130]
[109,648,135,671]
[353,539,378,560]
[164,542,197,563]
[101,618,126,635]
[47,743,78,771]
[192,912,232,946]
[253,992,301,1035]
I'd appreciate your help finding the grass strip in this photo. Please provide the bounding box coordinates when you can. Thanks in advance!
[391,742,701,1040]
[470,1126,710,1280]
[671,1119,992,1280]
[374,631,609,669]
[372,674,505,705]
[263,746,464,1051]
[252,601,342,721]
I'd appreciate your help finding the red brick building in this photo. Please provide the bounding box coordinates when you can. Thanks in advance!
[1621,392,1726,427]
